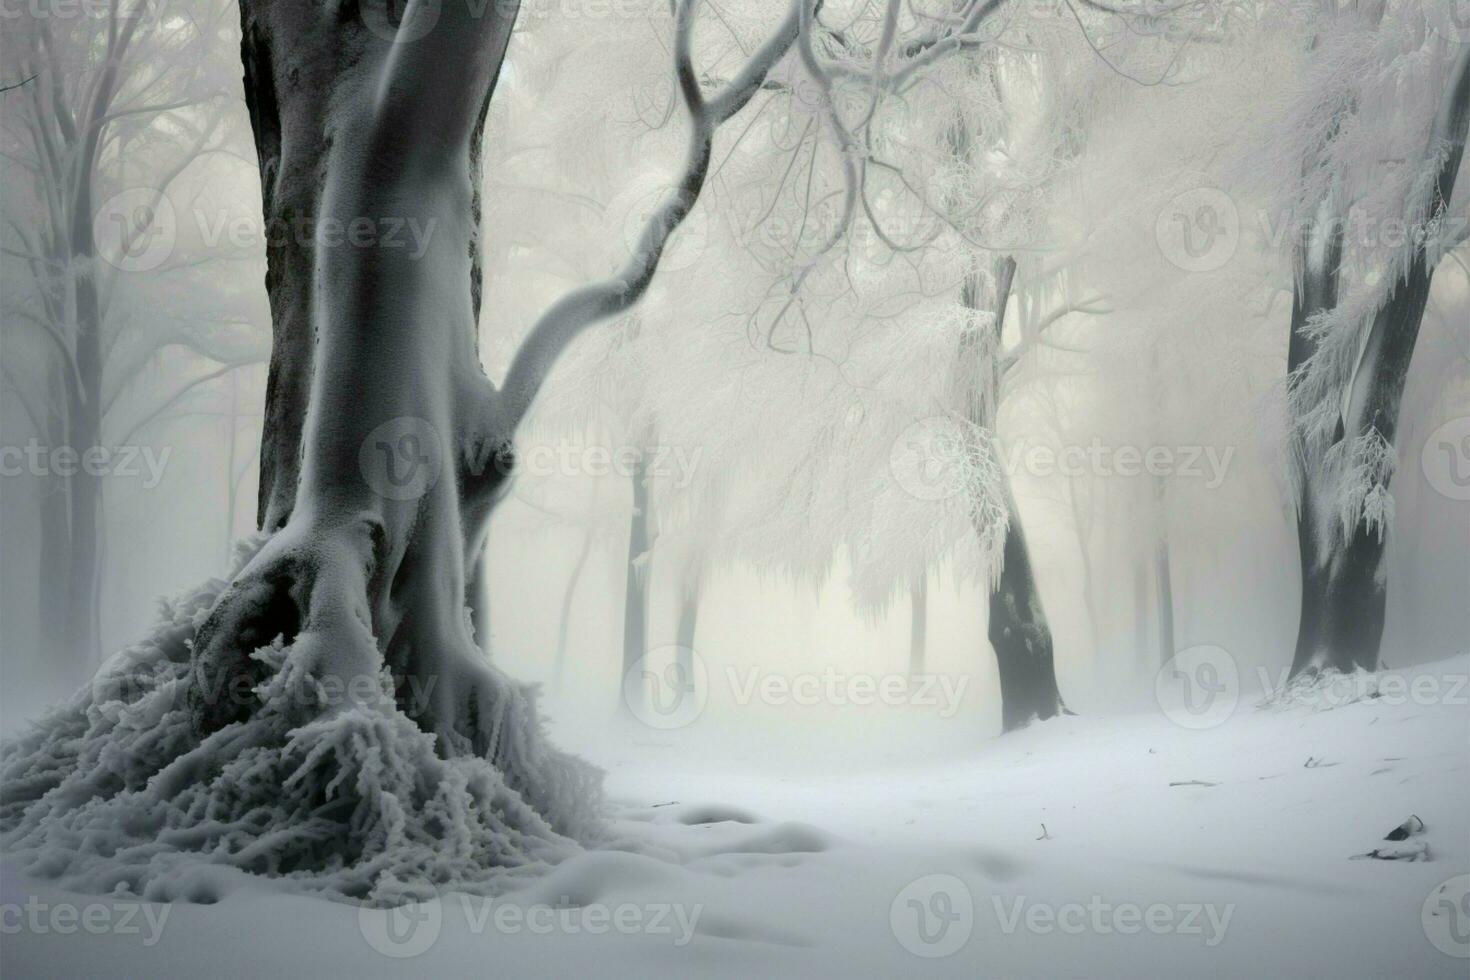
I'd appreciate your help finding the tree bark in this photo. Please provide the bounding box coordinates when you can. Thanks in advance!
[961,254,1066,731]
[989,484,1065,732]
[1287,208,1344,676]
[1289,48,1470,677]
[191,0,531,768]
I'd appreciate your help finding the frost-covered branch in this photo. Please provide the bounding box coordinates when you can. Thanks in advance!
[497,0,807,433]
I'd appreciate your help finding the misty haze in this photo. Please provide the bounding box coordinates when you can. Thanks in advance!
[1,0,1468,977]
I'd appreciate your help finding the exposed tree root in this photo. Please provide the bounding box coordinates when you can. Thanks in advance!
[1,537,603,906]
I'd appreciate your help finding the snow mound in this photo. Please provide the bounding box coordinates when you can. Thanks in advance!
[0,540,603,906]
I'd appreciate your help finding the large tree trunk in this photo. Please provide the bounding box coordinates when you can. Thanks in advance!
[1289,49,1470,677]
[190,0,568,802]
[2,0,800,901]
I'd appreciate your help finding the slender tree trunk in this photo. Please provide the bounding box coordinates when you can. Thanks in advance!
[619,453,651,715]
[1067,476,1101,656]
[65,226,103,668]
[37,476,71,664]
[36,368,71,667]
[553,529,595,694]
[908,574,927,677]
[1143,347,1175,665]
[1152,477,1175,665]
[1132,553,1150,674]
[961,254,1066,731]
[674,584,699,678]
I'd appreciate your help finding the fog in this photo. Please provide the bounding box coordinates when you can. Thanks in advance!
[2,1,1468,976]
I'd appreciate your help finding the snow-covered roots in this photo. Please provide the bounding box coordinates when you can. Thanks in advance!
[0,538,603,905]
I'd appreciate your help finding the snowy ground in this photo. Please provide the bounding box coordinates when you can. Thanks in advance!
[4,654,1467,978]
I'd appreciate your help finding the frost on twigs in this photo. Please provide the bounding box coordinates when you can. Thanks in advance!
[0,538,603,906]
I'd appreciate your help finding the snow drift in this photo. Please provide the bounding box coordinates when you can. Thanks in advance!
[0,538,603,906]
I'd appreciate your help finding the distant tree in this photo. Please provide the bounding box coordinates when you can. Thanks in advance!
[0,0,264,668]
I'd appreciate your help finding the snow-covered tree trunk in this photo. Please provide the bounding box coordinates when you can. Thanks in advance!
[963,255,1066,731]
[1289,46,1470,677]
[2,0,807,901]
[1287,211,1344,676]
[193,0,526,751]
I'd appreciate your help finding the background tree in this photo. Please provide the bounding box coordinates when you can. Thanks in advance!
[0,0,265,671]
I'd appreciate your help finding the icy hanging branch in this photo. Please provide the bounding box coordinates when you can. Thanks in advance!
[496,0,806,433]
